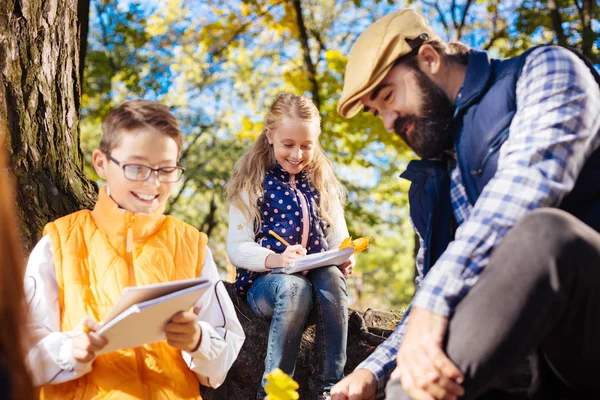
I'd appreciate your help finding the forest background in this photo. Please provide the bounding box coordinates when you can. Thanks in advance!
[2,0,598,312]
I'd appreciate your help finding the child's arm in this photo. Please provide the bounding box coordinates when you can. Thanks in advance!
[226,194,275,271]
[180,246,245,388]
[327,196,351,249]
[24,236,101,385]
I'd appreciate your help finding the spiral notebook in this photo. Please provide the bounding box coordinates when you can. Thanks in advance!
[277,246,354,275]
[96,277,211,355]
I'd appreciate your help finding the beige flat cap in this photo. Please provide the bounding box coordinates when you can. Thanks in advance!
[338,10,439,118]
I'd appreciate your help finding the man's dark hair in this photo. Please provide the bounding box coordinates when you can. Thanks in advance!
[395,38,470,69]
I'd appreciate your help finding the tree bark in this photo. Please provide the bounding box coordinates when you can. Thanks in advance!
[0,0,97,250]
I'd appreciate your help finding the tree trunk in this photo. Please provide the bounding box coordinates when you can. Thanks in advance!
[547,0,568,47]
[0,0,97,251]
[78,0,91,88]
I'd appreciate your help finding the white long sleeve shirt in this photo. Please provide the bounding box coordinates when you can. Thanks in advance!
[25,235,245,389]
[226,192,350,271]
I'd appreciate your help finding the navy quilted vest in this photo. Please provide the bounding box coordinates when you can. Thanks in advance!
[235,164,330,296]
[402,47,600,276]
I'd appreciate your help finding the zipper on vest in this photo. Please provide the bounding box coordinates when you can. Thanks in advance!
[125,212,136,286]
[290,175,310,248]
[470,128,510,176]
[124,212,149,398]
[126,214,134,253]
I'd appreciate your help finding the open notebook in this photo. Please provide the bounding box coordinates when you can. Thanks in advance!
[276,246,354,275]
[96,277,211,355]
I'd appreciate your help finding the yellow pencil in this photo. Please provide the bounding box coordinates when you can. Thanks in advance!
[83,325,90,334]
[268,230,292,247]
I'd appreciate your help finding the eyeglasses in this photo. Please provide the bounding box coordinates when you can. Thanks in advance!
[106,154,185,183]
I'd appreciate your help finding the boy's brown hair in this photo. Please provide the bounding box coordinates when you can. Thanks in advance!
[100,100,184,157]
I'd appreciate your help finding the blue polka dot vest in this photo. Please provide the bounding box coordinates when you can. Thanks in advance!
[235,164,330,296]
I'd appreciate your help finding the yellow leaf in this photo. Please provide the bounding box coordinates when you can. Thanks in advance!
[339,237,370,253]
[264,368,299,400]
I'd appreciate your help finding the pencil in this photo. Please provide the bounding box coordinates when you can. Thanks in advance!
[83,325,90,334]
[268,230,292,247]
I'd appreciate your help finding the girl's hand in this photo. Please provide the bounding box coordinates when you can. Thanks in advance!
[339,255,356,278]
[266,245,307,269]
[71,316,108,363]
[165,311,202,352]
[280,245,307,266]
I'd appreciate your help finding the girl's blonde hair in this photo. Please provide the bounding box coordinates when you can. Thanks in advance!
[226,93,345,234]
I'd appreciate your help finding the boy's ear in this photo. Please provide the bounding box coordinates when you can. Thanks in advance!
[92,150,108,179]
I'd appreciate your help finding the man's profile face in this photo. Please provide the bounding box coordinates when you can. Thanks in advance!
[359,59,455,159]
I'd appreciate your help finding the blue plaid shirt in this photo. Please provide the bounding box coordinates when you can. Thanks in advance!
[358,46,600,398]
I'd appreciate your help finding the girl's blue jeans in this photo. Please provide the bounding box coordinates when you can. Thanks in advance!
[246,265,348,397]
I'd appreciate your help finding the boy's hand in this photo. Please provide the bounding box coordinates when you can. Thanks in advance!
[71,316,108,363]
[165,311,202,352]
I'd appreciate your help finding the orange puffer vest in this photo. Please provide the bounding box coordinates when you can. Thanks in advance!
[40,187,207,400]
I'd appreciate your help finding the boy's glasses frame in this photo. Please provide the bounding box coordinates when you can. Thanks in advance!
[105,154,185,183]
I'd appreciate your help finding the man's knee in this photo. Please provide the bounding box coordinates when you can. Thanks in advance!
[509,208,580,248]
[497,208,589,273]
[385,378,412,400]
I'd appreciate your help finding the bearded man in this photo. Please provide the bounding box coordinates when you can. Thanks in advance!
[332,9,600,400]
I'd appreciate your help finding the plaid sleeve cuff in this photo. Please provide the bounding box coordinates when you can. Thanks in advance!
[354,308,411,399]
[413,259,477,317]
[355,359,394,399]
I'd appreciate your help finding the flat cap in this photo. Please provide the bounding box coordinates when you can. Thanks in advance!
[338,10,439,118]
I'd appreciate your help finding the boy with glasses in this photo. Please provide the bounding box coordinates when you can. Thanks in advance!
[24,100,245,399]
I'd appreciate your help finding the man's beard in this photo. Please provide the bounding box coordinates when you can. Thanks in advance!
[393,67,455,159]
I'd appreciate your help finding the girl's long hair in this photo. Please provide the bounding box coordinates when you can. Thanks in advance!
[0,134,35,398]
[226,93,345,234]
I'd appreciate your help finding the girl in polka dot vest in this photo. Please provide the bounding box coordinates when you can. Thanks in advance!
[226,93,353,399]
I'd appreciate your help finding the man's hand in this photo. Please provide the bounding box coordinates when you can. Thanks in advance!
[165,311,202,352]
[71,316,108,363]
[393,307,464,400]
[339,255,356,278]
[331,369,377,400]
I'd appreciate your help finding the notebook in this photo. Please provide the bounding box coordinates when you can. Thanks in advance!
[96,277,211,355]
[277,246,354,275]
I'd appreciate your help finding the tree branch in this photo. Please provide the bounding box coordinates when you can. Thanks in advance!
[457,0,475,40]
[199,191,219,236]
[291,0,320,110]
[580,0,595,61]
[547,0,568,47]
[424,0,451,40]
[165,173,194,214]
